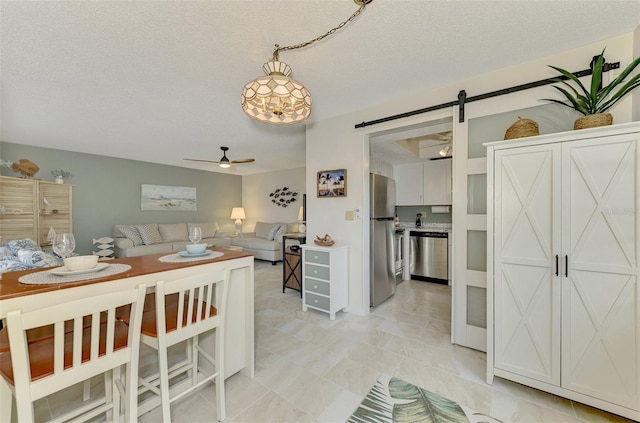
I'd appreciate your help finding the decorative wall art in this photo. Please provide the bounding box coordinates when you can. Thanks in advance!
[317,169,347,197]
[141,184,197,211]
[269,186,298,207]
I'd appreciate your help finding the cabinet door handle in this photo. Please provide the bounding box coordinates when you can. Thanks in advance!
[555,255,559,277]
[565,255,568,277]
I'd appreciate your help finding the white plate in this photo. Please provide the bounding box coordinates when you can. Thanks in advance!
[49,262,110,276]
[178,250,212,258]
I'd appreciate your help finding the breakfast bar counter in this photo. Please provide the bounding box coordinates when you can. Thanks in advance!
[0,248,255,380]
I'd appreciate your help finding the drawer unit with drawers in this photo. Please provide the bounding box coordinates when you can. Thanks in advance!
[301,244,348,320]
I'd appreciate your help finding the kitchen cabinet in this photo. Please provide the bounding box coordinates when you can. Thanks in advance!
[0,176,73,247]
[486,122,639,420]
[394,160,451,205]
[423,159,451,205]
[394,163,423,205]
[301,244,348,320]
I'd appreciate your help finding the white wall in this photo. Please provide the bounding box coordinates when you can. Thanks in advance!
[241,167,306,232]
[634,25,640,122]
[306,32,637,316]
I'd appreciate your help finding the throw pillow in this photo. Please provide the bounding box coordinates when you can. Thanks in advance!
[0,259,30,273]
[8,238,40,255]
[136,224,163,245]
[0,246,15,258]
[274,223,287,241]
[117,225,144,246]
[17,249,63,268]
[255,222,276,239]
[266,224,281,241]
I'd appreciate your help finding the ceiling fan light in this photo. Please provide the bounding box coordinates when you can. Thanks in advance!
[439,145,451,157]
[219,163,231,169]
[241,60,312,125]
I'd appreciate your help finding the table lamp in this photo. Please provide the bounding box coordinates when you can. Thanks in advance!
[230,207,246,234]
[298,206,306,233]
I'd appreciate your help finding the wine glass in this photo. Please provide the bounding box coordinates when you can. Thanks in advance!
[53,233,76,260]
[189,227,202,244]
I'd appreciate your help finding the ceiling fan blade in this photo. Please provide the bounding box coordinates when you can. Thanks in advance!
[230,158,255,164]
[183,158,221,164]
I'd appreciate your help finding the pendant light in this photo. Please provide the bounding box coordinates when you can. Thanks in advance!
[241,0,371,125]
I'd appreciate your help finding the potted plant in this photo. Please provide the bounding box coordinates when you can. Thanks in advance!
[544,49,640,130]
[51,170,71,184]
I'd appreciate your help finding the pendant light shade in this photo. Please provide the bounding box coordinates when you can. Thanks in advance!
[241,0,370,125]
[241,60,312,125]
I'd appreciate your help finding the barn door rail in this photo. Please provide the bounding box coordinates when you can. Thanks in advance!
[354,56,620,128]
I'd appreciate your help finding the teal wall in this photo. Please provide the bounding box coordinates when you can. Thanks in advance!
[1,142,242,255]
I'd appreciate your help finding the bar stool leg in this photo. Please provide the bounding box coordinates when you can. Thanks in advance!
[158,338,172,422]
[0,377,12,422]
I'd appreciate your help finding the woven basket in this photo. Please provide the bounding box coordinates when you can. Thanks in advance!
[504,117,539,140]
[314,240,335,247]
[574,113,613,130]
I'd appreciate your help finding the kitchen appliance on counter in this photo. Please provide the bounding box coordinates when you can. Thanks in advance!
[370,173,396,307]
[415,213,423,228]
[410,230,448,284]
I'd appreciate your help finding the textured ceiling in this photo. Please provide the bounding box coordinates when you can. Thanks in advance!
[1,1,639,175]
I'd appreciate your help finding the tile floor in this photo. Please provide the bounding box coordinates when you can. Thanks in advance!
[25,260,636,422]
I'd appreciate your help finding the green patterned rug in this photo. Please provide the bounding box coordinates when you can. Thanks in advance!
[348,374,502,423]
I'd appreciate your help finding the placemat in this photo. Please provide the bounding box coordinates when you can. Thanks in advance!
[158,251,224,263]
[19,264,132,285]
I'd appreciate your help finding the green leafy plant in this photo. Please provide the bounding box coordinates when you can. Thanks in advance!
[51,170,71,179]
[544,49,640,115]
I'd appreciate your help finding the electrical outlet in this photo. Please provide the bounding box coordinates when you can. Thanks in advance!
[345,210,354,221]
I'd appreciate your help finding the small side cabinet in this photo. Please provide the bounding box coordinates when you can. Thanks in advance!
[301,244,348,320]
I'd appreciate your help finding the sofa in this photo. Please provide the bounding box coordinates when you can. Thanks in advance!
[113,222,231,258]
[231,221,301,264]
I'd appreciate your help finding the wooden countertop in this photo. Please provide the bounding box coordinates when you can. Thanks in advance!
[0,248,253,301]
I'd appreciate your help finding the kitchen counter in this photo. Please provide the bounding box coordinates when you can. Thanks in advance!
[398,222,451,233]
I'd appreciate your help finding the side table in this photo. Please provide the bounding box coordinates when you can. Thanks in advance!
[282,233,306,296]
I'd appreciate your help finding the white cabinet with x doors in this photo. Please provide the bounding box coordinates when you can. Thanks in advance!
[486,122,639,420]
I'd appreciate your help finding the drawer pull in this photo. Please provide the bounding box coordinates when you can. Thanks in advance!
[314,255,318,259]
[314,270,318,274]
[314,299,318,304]
[313,285,318,289]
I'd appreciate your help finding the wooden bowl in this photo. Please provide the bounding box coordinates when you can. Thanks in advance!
[314,240,335,247]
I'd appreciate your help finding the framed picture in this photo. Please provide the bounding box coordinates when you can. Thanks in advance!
[317,169,347,197]
[141,184,197,211]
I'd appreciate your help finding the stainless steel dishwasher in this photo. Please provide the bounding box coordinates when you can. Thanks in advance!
[410,231,448,284]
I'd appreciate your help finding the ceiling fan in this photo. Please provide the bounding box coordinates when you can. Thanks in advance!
[425,131,453,157]
[184,146,255,169]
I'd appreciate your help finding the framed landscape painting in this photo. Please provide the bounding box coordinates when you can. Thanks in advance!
[317,169,347,197]
[141,184,197,211]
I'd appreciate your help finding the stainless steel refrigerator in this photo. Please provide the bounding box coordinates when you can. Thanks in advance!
[370,173,396,307]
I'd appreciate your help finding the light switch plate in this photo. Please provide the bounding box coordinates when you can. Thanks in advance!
[345,210,355,221]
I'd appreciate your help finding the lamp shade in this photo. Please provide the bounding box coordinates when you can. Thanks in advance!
[230,207,246,220]
[297,206,304,222]
[241,61,312,125]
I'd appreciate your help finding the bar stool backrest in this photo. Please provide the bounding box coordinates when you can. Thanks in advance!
[0,283,147,422]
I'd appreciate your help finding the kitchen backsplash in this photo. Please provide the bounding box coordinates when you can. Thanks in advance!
[396,205,452,224]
